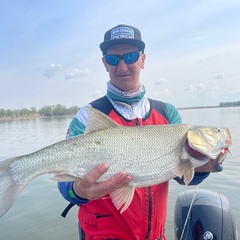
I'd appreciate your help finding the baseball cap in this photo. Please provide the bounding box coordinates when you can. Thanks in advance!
[100,24,145,54]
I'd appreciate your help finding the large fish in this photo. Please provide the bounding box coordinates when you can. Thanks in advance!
[0,107,231,216]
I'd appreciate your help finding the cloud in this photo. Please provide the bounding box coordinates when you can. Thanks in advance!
[152,88,172,98]
[154,78,167,85]
[214,72,225,79]
[89,89,103,98]
[65,68,90,79]
[42,64,62,78]
[195,82,207,94]
[184,85,194,91]
[163,88,172,96]
[196,82,206,89]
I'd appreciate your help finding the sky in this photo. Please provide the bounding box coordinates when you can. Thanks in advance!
[1,0,240,109]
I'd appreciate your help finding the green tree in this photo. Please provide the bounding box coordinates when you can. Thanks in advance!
[52,104,67,115]
[67,106,79,115]
[38,106,53,116]
[31,107,37,113]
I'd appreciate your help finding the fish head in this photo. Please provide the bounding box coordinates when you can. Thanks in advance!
[187,127,232,160]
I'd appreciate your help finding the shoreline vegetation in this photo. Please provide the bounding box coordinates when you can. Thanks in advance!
[0,104,79,121]
[178,100,240,110]
[0,101,240,121]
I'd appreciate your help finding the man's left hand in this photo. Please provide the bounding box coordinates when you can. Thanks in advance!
[195,150,229,173]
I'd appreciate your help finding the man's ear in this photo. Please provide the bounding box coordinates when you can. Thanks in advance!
[141,53,146,69]
[102,57,109,72]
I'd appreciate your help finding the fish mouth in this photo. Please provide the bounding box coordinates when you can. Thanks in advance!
[185,139,231,161]
[225,135,232,146]
[188,127,232,159]
[221,147,231,156]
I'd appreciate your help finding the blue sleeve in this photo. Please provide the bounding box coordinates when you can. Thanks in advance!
[58,182,89,205]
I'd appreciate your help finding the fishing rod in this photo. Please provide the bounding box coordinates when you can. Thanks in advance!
[179,185,198,240]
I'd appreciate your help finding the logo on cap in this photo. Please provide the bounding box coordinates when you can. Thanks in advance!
[111,27,134,40]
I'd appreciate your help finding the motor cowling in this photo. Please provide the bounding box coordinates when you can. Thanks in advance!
[174,188,237,240]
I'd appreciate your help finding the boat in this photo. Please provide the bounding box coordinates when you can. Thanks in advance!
[174,188,237,240]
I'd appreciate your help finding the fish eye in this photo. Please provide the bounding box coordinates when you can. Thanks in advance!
[215,128,221,132]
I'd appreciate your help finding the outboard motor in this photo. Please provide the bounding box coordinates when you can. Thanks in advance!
[174,188,237,240]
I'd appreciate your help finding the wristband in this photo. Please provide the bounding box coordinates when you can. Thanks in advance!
[69,182,89,203]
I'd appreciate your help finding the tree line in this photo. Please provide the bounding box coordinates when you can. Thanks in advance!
[219,101,240,107]
[0,104,80,119]
[1,100,239,120]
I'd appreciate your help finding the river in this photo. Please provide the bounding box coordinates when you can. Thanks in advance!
[0,107,239,239]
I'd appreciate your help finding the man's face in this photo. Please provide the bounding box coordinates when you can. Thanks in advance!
[102,44,146,93]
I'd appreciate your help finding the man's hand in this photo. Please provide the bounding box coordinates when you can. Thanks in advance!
[195,150,229,173]
[73,163,132,200]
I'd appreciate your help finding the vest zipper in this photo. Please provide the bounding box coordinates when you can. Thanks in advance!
[135,118,140,126]
[134,117,152,239]
[135,117,152,238]
[145,187,152,239]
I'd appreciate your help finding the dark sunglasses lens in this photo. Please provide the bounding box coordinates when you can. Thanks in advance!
[123,52,140,64]
[105,52,141,66]
[105,55,120,66]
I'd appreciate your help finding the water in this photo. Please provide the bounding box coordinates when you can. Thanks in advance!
[0,108,239,239]
[166,107,240,239]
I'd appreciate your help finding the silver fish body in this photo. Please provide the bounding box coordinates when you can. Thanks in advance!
[11,123,191,186]
[0,107,232,216]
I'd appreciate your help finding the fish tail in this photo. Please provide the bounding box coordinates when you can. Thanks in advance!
[0,157,26,217]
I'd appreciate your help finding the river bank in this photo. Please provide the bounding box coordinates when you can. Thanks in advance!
[1,105,238,121]
[0,104,79,121]
[0,113,41,121]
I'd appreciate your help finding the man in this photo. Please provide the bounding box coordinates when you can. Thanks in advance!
[58,24,223,240]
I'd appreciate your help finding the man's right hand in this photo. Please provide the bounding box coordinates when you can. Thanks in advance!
[73,163,132,200]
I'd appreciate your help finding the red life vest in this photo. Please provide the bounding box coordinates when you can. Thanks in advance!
[79,96,169,240]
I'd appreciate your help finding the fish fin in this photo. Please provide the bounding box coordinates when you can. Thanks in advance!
[0,157,27,217]
[109,186,135,214]
[50,173,81,182]
[85,107,120,134]
[175,160,195,185]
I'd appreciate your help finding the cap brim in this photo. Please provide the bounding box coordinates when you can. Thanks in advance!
[100,39,145,54]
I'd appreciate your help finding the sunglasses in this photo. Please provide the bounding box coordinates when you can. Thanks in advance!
[104,51,142,66]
